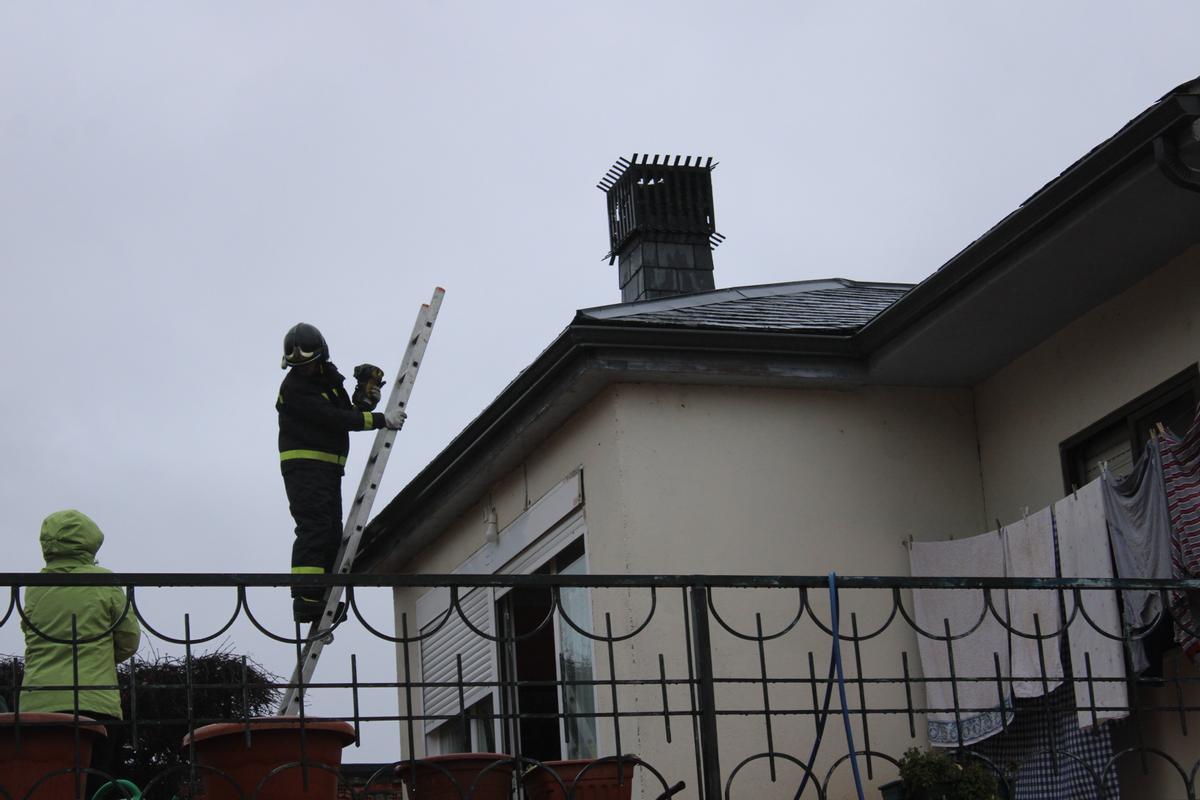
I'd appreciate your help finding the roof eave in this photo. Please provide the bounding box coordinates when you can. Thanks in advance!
[357,322,862,572]
[857,92,1200,352]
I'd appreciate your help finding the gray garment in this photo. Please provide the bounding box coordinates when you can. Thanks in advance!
[1101,444,1172,673]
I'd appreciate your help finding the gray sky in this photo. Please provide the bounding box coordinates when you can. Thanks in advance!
[3,0,1199,759]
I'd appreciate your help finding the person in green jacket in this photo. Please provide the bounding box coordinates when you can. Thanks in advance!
[20,510,141,796]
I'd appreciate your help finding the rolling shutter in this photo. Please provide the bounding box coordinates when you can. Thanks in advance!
[417,586,497,734]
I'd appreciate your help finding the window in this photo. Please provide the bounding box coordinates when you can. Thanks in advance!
[1059,366,1198,676]
[1060,366,1198,490]
[427,695,496,755]
[415,470,593,757]
[497,538,598,762]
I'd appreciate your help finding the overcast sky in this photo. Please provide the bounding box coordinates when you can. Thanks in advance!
[3,0,1198,759]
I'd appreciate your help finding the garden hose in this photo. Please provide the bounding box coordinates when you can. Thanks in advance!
[793,573,866,800]
[91,779,142,800]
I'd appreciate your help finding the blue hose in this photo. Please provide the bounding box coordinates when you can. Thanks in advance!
[793,573,866,800]
[829,572,866,800]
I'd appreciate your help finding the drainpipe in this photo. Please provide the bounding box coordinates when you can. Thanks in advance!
[484,503,499,545]
[1154,117,1200,192]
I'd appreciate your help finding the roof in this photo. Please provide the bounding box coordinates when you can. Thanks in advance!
[577,279,910,333]
[359,76,1200,573]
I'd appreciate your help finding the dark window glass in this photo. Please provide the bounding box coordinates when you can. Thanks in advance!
[1060,367,1198,491]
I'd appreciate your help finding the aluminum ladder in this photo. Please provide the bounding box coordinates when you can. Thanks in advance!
[278,286,445,715]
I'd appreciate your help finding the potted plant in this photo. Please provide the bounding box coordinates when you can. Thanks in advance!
[0,711,107,800]
[395,753,515,800]
[523,756,636,800]
[878,748,1004,800]
[181,717,356,800]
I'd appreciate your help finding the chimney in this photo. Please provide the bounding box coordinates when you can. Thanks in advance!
[597,154,725,302]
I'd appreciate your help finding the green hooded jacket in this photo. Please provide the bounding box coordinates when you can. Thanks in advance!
[20,510,141,718]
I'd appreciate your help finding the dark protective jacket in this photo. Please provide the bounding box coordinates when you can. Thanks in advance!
[277,361,387,473]
[21,510,141,718]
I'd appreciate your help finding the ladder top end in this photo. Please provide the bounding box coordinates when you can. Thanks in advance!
[435,286,445,292]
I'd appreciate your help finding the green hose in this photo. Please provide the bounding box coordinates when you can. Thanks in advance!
[91,779,141,800]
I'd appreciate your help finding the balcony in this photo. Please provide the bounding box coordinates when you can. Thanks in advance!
[2,573,1198,799]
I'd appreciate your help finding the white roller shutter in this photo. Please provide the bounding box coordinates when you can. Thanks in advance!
[413,469,586,737]
[417,586,497,734]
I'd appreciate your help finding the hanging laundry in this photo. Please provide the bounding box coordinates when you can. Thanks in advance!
[1158,409,1200,662]
[1002,507,1064,698]
[1055,480,1129,729]
[911,532,1014,747]
[969,684,1120,800]
[1101,443,1173,673]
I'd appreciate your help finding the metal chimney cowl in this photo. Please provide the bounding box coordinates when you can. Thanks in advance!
[597,154,726,303]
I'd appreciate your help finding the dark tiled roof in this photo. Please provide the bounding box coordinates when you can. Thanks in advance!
[577,279,911,333]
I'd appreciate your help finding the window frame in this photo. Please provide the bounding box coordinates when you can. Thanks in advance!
[415,470,589,756]
[1059,365,1198,492]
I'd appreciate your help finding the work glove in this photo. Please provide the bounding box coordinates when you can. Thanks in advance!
[352,363,386,411]
[384,409,407,430]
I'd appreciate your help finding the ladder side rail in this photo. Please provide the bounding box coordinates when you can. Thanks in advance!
[278,287,445,716]
[335,286,444,576]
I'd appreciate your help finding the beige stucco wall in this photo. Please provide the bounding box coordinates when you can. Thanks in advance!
[975,244,1200,523]
[392,381,987,798]
[974,244,1200,799]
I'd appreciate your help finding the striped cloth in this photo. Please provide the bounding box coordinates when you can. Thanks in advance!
[1157,408,1200,662]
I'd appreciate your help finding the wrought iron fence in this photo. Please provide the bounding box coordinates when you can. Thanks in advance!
[1,573,1199,799]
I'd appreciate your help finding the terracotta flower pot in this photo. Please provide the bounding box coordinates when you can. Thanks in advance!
[396,753,515,800]
[523,759,635,800]
[0,712,107,800]
[181,717,355,800]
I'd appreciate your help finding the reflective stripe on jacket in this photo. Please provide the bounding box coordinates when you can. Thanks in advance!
[276,361,387,472]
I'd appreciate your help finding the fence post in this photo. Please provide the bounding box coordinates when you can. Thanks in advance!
[689,585,722,800]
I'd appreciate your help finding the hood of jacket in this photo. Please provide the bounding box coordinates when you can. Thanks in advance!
[39,509,104,568]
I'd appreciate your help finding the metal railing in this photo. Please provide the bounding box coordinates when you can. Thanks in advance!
[2,573,1199,799]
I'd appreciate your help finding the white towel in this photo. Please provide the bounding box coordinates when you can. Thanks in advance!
[911,532,1014,747]
[1055,479,1129,729]
[1003,506,1064,697]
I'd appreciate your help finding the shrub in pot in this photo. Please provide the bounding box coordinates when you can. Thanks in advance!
[889,747,1004,800]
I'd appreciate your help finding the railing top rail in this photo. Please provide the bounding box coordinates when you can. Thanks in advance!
[2,573,1199,590]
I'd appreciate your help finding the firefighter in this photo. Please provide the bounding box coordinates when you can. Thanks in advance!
[277,322,405,623]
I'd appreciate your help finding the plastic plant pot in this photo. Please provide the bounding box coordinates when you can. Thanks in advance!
[396,753,515,800]
[181,717,355,800]
[0,712,107,800]
[523,758,636,800]
[878,779,904,800]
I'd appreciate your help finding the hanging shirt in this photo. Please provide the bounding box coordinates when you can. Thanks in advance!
[1101,444,1173,672]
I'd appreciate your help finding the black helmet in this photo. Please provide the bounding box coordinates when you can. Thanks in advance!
[281,323,328,369]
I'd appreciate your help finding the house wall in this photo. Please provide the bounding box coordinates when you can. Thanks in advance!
[392,381,987,797]
[974,244,1200,799]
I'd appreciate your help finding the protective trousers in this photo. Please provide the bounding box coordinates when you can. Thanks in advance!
[282,463,343,610]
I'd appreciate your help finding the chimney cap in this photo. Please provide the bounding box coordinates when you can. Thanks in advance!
[597,153,724,265]
[595,153,717,192]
